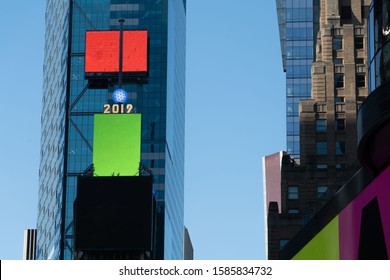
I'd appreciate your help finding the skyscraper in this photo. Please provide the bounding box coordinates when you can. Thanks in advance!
[36,0,186,260]
[277,0,390,257]
[264,0,370,259]
[276,0,320,160]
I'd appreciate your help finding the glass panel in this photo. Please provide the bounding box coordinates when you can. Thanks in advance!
[288,209,299,214]
[333,37,343,50]
[317,163,328,169]
[316,119,327,132]
[316,141,327,155]
[317,185,329,199]
[336,141,346,155]
[334,74,344,88]
[355,37,364,49]
[288,185,299,200]
[335,119,345,131]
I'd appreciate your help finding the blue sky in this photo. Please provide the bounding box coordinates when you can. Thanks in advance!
[0,0,285,260]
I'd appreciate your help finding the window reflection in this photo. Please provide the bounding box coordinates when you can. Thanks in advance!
[316,141,327,155]
[369,0,390,91]
[381,0,390,36]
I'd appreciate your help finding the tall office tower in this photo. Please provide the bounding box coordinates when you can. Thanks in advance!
[276,0,320,160]
[36,0,186,260]
[264,0,370,259]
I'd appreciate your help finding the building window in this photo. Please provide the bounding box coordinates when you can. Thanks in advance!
[288,209,299,214]
[316,141,327,155]
[335,119,345,131]
[316,119,327,132]
[333,36,343,50]
[335,97,345,102]
[288,185,299,200]
[355,37,364,50]
[336,141,346,155]
[335,74,344,88]
[356,58,364,64]
[336,163,345,170]
[317,163,328,169]
[280,239,289,250]
[317,185,329,199]
[334,58,343,64]
[357,75,366,87]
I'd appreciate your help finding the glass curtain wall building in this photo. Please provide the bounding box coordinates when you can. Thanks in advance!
[276,0,319,159]
[36,0,186,260]
[368,0,390,92]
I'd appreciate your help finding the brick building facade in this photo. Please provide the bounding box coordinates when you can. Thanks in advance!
[265,0,371,260]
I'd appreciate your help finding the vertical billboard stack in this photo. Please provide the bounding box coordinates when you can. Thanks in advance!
[73,29,156,260]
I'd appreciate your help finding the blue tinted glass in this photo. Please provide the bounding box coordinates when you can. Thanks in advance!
[283,1,315,159]
[316,119,327,132]
[316,141,327,155]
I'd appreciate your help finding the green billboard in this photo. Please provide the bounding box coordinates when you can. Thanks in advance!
[93,114,141,176]
[292,217,339,260]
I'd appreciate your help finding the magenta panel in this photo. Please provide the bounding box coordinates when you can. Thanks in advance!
[370,121,390,170]
[339,165,390,259]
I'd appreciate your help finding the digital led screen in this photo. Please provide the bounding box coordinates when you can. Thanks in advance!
[85,31,119,73]
[85,30,148,73]
[93,114,141,176]
[74,176,153,251]
[122,30,148,72]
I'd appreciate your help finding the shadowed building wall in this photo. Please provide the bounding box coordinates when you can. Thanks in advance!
[265,0,370,259]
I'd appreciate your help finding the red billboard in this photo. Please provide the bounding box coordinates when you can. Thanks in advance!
[85,30,148,73]
[122,31,148,72]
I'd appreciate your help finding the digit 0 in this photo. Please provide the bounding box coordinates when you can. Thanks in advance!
[112,104,119,113]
